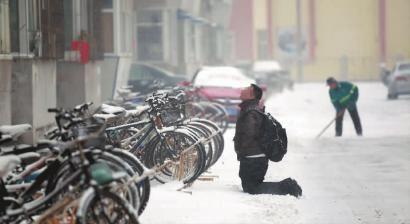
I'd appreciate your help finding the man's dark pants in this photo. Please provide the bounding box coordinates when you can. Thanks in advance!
[239,157,284,195]
[335,105,362,136]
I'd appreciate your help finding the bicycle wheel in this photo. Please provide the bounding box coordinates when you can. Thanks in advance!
[180,124,214,170]
[188,118,224,166]
[109,148,150,215]
[148,129,206,184]
[209,102,229,134]
[46,150,140,210]
[76,188,139,224]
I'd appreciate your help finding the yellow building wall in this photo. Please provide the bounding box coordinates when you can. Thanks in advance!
[303,0,379,81]
[253,0,268,59]
[254,0,410,81]
[385,0,410,67]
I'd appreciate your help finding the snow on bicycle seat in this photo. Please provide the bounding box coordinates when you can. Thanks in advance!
[0,144,32,154]
[100,104,126,115]
[0,124,32,139]
[126,105,149,117]
[93,113,118,122]
[0,155,21,178]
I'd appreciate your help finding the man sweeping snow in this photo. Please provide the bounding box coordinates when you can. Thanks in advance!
[326,77,363,137]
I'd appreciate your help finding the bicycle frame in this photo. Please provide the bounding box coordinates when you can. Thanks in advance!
[1,144,122,222]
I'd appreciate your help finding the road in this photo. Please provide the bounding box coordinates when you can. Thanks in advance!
[140,82,410,224]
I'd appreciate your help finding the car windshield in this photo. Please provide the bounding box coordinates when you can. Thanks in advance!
[193,68,255,88]
[398,63,410,71]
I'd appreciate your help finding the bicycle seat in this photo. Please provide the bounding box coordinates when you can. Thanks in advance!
[0,124,32,139]
[93,113,118,122]
[0,155,21,178]
[100,104,126,115]
[17,152,41,166]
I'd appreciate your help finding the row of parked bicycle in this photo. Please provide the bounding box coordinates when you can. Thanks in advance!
[0,87,227,223]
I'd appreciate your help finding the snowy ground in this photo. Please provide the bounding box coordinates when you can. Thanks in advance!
[140,82,410,224]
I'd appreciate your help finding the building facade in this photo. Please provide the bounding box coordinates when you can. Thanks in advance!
[0,0,104,142]
[230,0,410,81]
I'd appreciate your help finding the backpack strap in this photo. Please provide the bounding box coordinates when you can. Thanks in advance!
[241,107,263,117]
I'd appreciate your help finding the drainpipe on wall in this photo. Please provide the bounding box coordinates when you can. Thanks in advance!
[267,0,273,59]
[378,0,386,63]
[296,0,303,82]
[308,0,316,62]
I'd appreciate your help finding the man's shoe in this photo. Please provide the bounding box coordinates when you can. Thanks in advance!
[280,178,302,198]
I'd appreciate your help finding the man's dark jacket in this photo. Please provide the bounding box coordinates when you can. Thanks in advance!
[234,99,265,158]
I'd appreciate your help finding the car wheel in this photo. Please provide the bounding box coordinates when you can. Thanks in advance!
[387,93,398,99]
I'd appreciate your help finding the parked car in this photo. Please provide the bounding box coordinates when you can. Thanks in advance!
[191,66,262,122]
[251,60,293,93]
[127,63,187,95]
[383,61,410,99]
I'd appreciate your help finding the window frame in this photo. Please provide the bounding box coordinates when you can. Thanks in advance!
[0,0,11,54]
[136,8,166,62]
[9,0,41,57]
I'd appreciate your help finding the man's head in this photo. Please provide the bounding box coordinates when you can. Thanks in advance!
[326,77,338,89]
[240,84,263,101]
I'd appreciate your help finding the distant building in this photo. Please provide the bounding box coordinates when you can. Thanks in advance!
[230,0,410,81]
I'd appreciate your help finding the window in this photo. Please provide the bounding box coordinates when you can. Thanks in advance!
[101,13,113,53]
[62,0,103,59]
[129,64,157,80]
[73,0,88,37]
[63,0,73,50]
[398,63,410,71]
[8,0,41,56]
[120,0,133,54]
[41,0,64,58]
[9,0,19,53]
[101,0,113,10]
[129,64,167,81]
[0,0,10,53]
[101,0,113,54]
[136,9,163,61]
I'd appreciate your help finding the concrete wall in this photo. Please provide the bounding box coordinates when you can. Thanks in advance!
[85,62,102,106]
[385,0,410,66]
[11,60,57,143]
[57,61,102,109]
[11,60,34,126]
[113,57,133,100]
[57,62,86,108]
[32,62,57,129]
[0,59,12,125]
[100,57,119,102]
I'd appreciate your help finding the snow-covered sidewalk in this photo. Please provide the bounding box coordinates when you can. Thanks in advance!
[140,82,410,224]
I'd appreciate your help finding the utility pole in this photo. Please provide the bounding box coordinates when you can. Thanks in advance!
[296,0,303,82]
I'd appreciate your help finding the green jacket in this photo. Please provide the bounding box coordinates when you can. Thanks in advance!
[329,81,359,111]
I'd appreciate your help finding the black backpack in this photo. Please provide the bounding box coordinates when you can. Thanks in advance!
[251,110,288,162]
